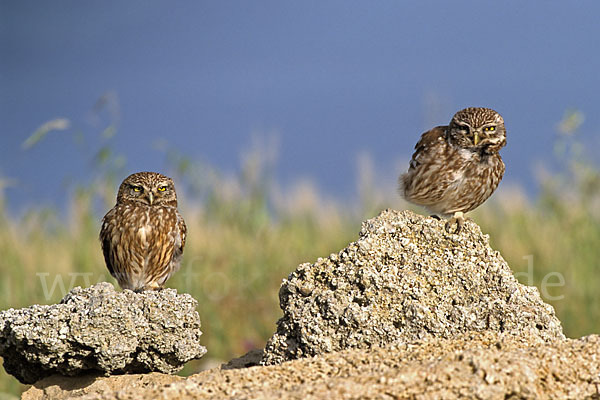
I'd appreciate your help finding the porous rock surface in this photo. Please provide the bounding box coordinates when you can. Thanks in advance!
[0,282,206,384]
[262,209,564,365]
[23,333,600,399]
[15,209,593,399]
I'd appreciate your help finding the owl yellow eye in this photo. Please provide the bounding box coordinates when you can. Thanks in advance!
[158,186,167,192]
[484,126,496,132]
[132,186,142,192]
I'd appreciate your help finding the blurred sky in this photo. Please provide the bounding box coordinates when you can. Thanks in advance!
[2,1,600,212]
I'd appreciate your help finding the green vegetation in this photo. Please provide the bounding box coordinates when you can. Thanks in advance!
[1,111,599,397]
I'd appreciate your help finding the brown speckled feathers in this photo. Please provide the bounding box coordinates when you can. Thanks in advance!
[100,172,186,291]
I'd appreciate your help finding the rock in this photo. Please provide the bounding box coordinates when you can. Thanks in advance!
[221,349,264,370]
[0,282,206,384]
[15,209,598,399]
[22,372,183,400]
[262,209,564,365]
[22,333,600,399]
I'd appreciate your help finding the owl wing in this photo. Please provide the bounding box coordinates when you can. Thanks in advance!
[400,126,452,208]
[408,126,447,171]
[170,210,186,268]
[99,209,118,278]
[177,211,187,252]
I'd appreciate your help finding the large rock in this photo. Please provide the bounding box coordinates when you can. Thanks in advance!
[16,209,599,399]
[262,209,564,365]
[23,333,600,399]
[0,282,206,384]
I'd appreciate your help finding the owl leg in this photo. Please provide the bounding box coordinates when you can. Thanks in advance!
[445,211,465,234]
[145,281,163,291]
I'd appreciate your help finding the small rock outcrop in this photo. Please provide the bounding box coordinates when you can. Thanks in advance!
[0,282,206,384]
[262,209,564,365]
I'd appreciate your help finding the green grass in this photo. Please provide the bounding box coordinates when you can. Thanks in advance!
[0,157,366,397]
[2,120,599,397]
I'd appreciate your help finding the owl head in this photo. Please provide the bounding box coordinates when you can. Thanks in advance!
[447,107,506,154]
[116,171,178,207]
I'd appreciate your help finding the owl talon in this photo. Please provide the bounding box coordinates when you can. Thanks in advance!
[146,282,163,291]
[445,212,465,234]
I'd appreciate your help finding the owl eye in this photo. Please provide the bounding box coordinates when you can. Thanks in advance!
[132,186,143,192]
[484,126,496,132]
[157,186,168,192]
[458,125,470,133]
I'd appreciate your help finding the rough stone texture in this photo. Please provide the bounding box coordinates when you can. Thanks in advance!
[262,209,564,365]
[22,372,184,400]
[0,282,206,384]
[221,349,264,370]
[22,333,600,399]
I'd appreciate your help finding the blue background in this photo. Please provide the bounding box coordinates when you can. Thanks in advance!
[2,1,599,210]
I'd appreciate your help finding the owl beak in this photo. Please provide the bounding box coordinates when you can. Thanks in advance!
[473,133,480,145]
[146,192,154,205]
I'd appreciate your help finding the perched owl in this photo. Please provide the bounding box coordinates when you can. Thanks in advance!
[100,172,187,291]
[399,107,506,233]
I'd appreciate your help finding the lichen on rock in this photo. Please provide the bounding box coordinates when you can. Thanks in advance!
[262,209,564,365]
[0,282,206,384]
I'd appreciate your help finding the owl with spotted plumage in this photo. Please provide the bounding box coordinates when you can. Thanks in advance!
[399,107,506,232]
[100,171,187,291]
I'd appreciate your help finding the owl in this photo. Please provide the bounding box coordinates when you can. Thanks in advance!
[100,172,187,291]
[399,107,506,233]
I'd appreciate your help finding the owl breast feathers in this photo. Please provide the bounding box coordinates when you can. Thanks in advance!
[399,107,506,230]
[100,171,187,291]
